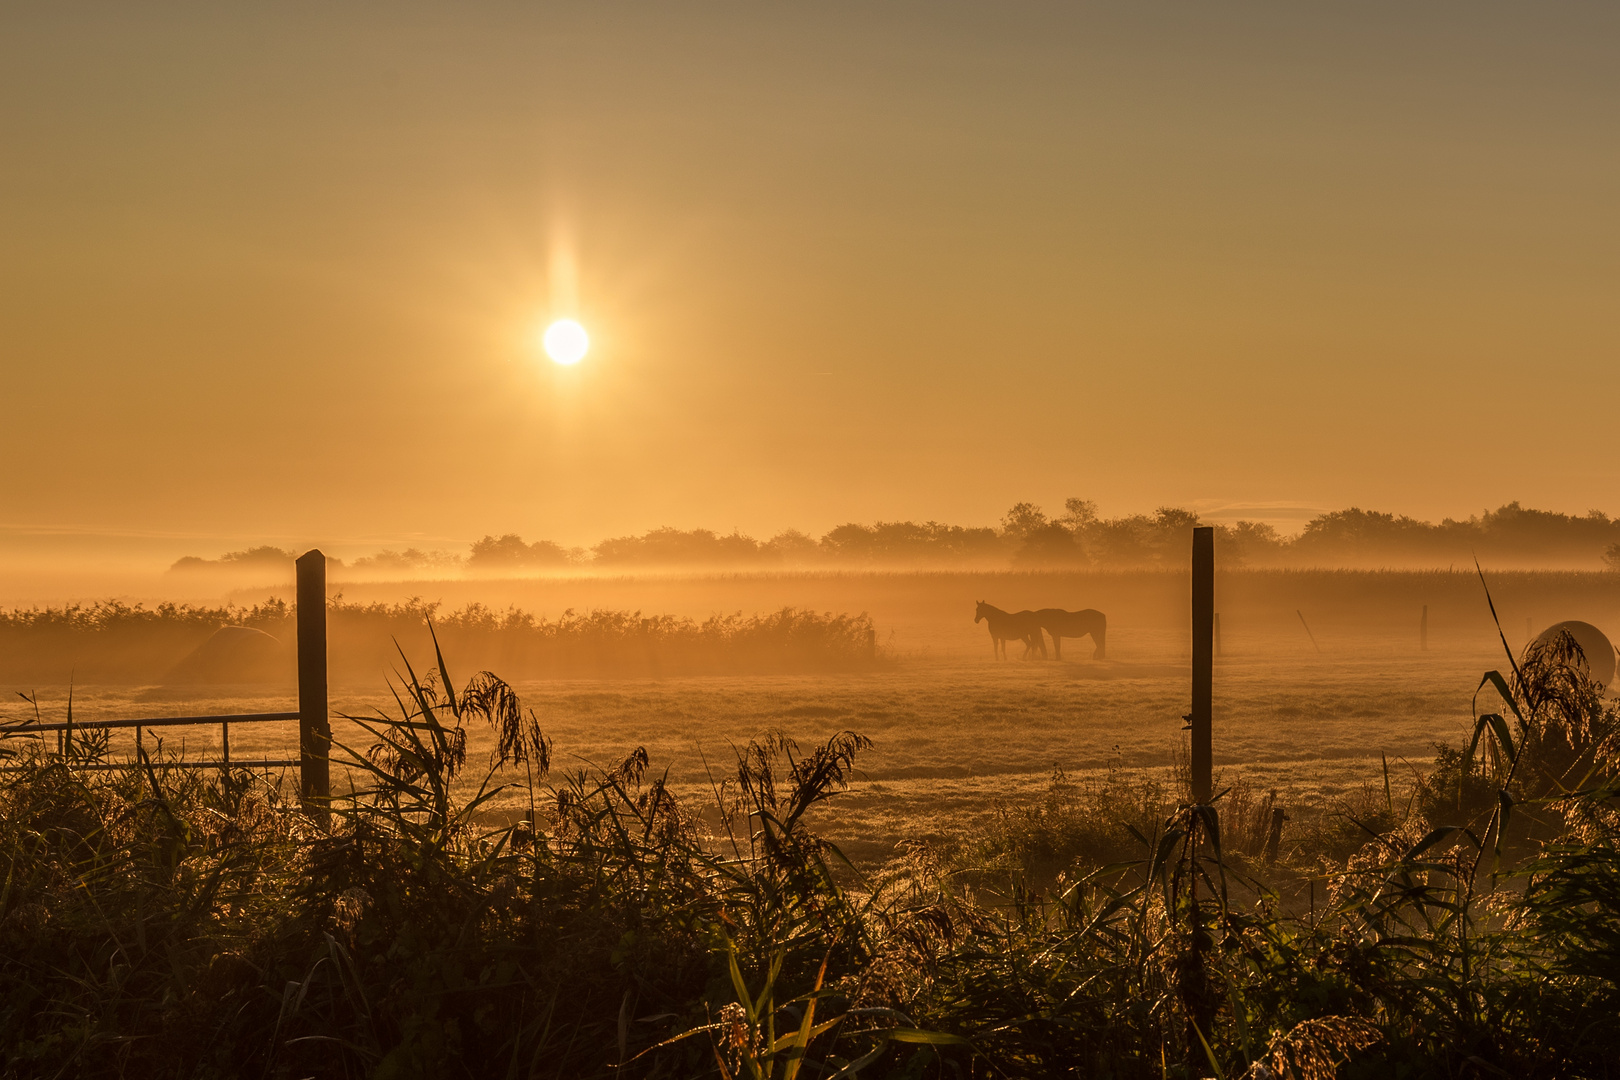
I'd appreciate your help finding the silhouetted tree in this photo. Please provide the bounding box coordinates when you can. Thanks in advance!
[468,535,573,570]
[1001,502,1049,541]
[1060,498,1099,529]
[593,527,763,567]
[1014,522,1087,567]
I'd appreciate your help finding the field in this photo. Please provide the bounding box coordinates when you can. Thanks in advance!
[6,567,1620,1076]
[10,568,1610,862]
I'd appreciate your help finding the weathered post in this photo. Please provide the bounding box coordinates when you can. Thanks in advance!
[1264,807,1287,865]
[297,550,331,819]
[1420,605,1428,652]
[1191,527,1214,805]
[1184,526,1217,1072]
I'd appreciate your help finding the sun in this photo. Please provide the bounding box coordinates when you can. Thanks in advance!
[542,319,589,365]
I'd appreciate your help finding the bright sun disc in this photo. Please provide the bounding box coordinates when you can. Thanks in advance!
[542,319,589,365]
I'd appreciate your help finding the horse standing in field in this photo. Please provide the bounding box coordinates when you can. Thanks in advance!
[1034,608,1107,660]
[974,601,1047,660]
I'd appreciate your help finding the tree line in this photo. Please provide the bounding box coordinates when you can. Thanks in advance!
[170,500,1620,573]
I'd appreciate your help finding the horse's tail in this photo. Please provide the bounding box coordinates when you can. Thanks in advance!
[1093,613,1107,659]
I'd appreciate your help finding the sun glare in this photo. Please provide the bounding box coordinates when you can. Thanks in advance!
[542,319,589,365]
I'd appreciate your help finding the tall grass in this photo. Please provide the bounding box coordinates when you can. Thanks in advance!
[1,624,1618,1077]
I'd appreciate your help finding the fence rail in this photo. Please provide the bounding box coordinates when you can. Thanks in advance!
[1,712,300,735]
[35,758,304,772]
[0,550,331,814]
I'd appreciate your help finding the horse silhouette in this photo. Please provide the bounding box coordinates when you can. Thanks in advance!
[974,601,1046,660]
[1034,608,1107,660]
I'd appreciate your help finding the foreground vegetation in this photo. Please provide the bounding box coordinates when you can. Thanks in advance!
[2,630,1618,1077]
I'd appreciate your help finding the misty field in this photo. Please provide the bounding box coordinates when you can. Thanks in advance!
[6,568,1620,1076]
[0,561,1602,869]
[36,651,1476,864]
[9,564,1583,863]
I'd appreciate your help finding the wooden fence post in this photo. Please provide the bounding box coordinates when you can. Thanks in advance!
[1264,807,1287,865]
[297,550,331,819]
[1191,527,1213,805]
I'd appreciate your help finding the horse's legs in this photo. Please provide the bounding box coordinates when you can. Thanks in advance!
[1052,635,1062,661]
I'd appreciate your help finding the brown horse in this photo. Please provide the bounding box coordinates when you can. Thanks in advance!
[974,601,1046,659]
[1034,607,1106,660]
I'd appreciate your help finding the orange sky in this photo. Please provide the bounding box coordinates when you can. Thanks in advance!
[3,3,1617,555]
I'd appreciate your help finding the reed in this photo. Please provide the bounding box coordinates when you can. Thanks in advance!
[0,600,886,684]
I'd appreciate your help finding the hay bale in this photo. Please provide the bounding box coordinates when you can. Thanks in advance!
[1532,620,1616,688]
[164,626,291,685]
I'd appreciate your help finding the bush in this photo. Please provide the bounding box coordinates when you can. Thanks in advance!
[970,764,1173,882]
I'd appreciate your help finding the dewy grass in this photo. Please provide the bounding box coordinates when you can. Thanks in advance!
[1,629,1619,1077]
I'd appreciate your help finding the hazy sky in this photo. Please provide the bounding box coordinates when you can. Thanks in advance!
[4,2,1617,551]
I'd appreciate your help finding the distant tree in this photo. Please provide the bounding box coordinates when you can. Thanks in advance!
[1153,507,1200,534]
[351,549,462,573]
[1060,498,1099,529]
[169,547,297,572]
[820,521,1004,564]
[819,523,878,561]
[1143,508,1201,564]
[1212,521,1284,568]
[1001,502,1049,541]
[471,535,530,564]
[1292,508,1439,565]
[220,546,297,565]
[1467,502,1620,564]
[1013,522,1087,567]
[763,530,821,565]
[468,535,572,570]
[457,499,1620,575]
[1087,514,1157,566]
[1064,507,1201,567]
[592,528,764,566]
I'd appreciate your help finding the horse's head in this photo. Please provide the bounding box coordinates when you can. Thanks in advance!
[974,600,988,623]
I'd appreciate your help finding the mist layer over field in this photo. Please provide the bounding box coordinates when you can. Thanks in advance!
[6,568,1613,861]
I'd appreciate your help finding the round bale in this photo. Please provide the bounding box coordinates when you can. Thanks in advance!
[163,625,291,685]
[1530,620,1616,688]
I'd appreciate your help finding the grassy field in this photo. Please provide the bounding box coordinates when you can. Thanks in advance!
[4,621,1618,1076]
[5,568,1613,860]
[4,569,1619,1076]
[5,643,1511,866]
